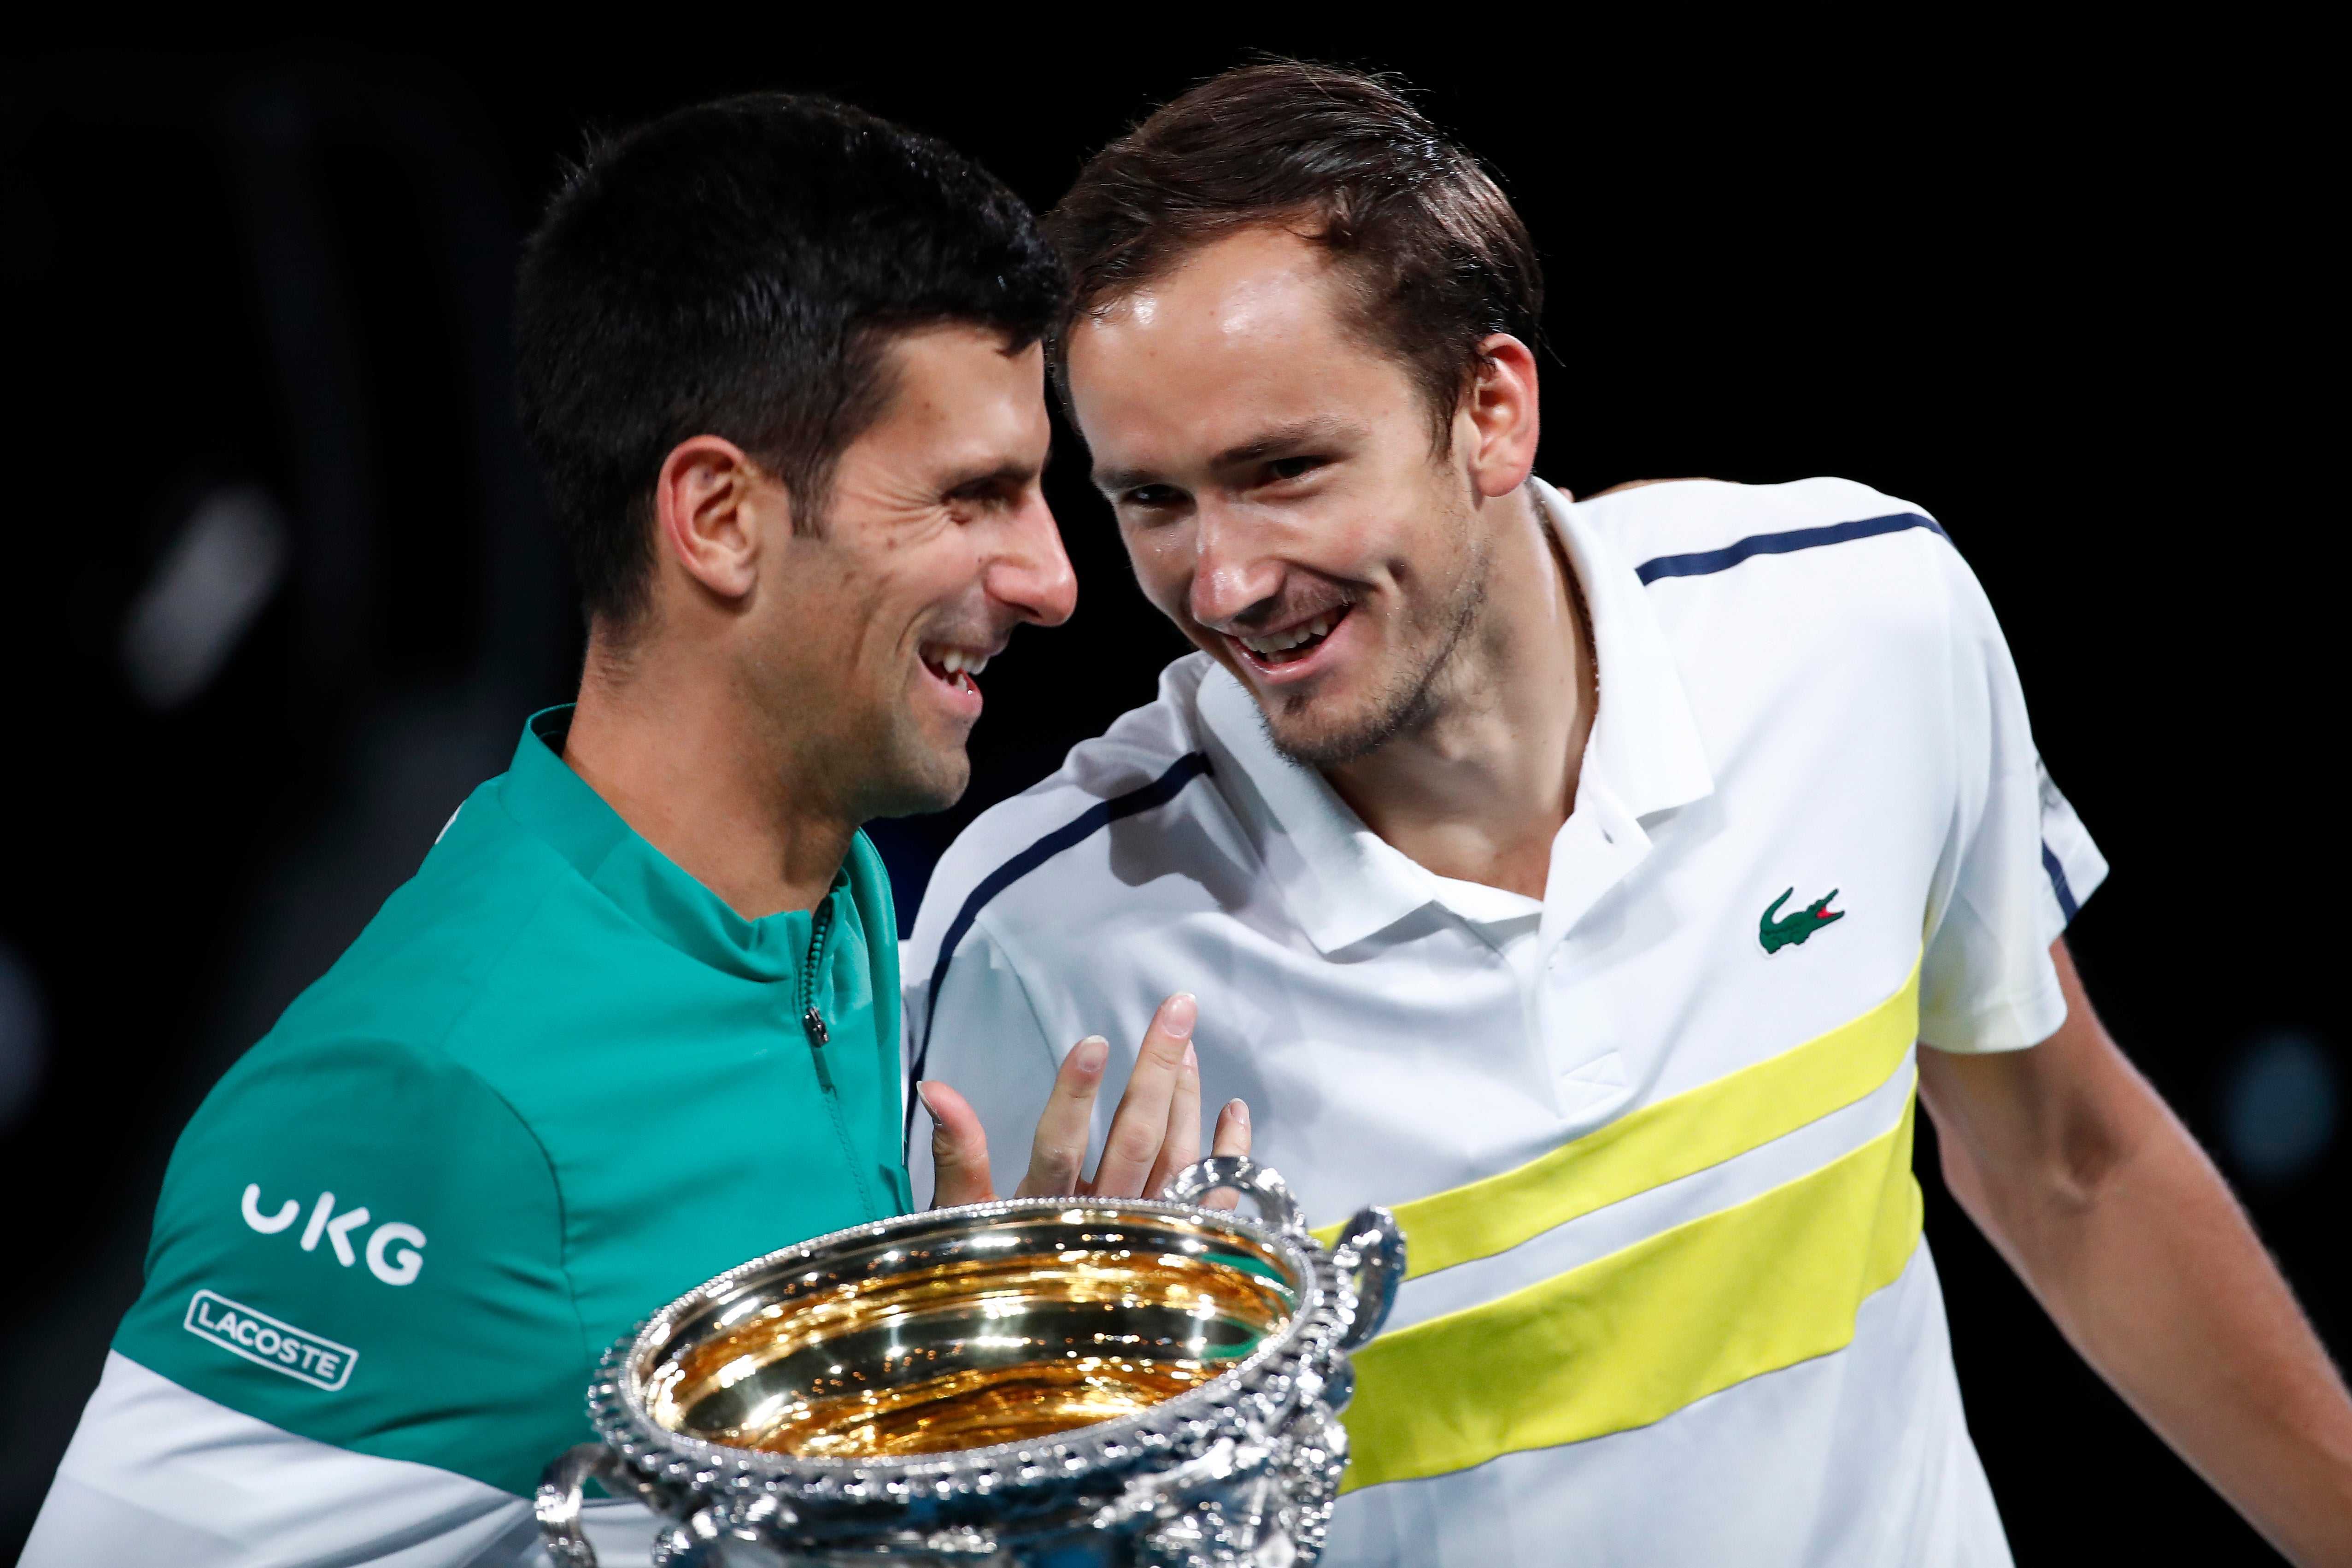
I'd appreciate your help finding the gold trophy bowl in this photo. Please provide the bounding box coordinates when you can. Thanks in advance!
[639,1204,1302,1461]
[537,1158,1404,1567]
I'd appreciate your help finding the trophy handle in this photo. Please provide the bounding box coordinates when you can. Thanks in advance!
[536,1442,687,1567]
[1165,1156,1305,1233]
[1330,1204,1406,1352]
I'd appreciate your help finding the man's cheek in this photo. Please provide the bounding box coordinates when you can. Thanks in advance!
[1120,529,1184,607]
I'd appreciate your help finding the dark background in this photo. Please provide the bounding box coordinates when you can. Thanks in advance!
[0,12,2335,1563]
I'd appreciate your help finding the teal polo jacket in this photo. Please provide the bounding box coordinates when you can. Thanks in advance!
[112,707,912,1497]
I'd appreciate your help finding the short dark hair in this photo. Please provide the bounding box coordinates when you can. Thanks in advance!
[516,94,1062,629]
[1046,62,1543,448]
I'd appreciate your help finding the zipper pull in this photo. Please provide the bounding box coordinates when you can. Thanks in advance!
[802,897,837,1092]
[803,1005,835,1090]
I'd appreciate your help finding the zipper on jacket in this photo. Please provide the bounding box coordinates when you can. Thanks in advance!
[801,899,837,1092]
[800,892,883,1219]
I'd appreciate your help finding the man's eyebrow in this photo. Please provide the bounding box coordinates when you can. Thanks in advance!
[943,457,1042,496]
[1093,463,1158,495]
[1209,416,1356,470]
[1093,417,1359,496]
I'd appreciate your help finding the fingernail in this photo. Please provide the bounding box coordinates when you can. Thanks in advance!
[1225,1098,1249,1127]
[916,1081,943,1115]
[1161,992,1197,1040]
[1072,1036,1109,1072]
[1183,1043,1198,1071]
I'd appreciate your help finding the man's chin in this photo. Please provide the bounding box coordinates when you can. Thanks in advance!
[855,742,970,822]
[1261,702,1389,771]
[1256,673,1431,772]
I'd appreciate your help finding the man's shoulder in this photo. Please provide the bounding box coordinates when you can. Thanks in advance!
[1572,475,1946,581]
[908,655,1222,973]
[1575,476,1971,672]
[266,767,717,1092]
[182,1016,534,1166]
[275,776,576,1057]
[166,775,579,1188]
[146,1020,556,1311]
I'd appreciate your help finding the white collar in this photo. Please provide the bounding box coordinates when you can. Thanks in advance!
[1195,477,1715,953]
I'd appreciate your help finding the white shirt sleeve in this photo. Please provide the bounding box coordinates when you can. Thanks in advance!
[907,918,1068,1205]
[1917,547,2108,1054]
[22,1352,657,1568]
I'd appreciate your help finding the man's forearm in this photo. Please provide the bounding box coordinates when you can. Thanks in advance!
[1920,942,2352,1567]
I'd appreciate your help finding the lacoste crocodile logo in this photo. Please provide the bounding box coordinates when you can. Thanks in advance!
[1760,887,1844,954]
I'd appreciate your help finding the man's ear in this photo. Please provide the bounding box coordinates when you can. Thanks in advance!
[652,435,791,601]
[1460,333,1541,500]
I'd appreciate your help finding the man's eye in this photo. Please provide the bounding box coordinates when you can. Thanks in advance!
[946,483,1018,515]
[1266,456,1324,482]
[1124,485,1183,508]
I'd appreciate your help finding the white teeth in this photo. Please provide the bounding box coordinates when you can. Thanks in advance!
[1239,613,1337,657]
[931,649,988,677]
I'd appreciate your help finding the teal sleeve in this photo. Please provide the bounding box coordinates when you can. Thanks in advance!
[111,1036,591,1497]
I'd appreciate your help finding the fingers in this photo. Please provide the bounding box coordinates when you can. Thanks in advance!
[1015,1036,1109,1198]
[1211,1098,1250,1160]
[1087,993,1197,1199]
[1189,1098,1252,1211]
[920,1081,997,1209]
[1140,1040,1204,1202]
[1007,997,1228,1206]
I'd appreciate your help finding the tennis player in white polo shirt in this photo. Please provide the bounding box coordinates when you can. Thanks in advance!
[908,63,2352,1566]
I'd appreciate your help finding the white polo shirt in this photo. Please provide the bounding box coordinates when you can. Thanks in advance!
[905,476,2106,1568]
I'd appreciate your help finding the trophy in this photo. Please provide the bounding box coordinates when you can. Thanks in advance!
[535,1158,1403,1567]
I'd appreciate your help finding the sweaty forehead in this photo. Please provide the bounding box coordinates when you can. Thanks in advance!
[1087,228,1352,360]
[1070,229,1410,464]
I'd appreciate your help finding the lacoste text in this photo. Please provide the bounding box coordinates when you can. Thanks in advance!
[183,1290,358,1391]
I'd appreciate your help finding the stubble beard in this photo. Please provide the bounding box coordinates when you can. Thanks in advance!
[1259,523,1492,772]
[766,654,971,826]
[847,694,971,822]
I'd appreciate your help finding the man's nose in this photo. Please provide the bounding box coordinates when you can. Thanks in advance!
[986,492,1078,628]
[1187,500,1284,633]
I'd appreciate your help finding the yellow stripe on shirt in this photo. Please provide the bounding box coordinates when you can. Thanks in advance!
[1313,958,1920,1279]
[1341,1083,1924,1490]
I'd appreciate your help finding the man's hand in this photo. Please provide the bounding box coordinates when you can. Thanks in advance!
[1920,938,2352,1567]
[922,992,1251,1208]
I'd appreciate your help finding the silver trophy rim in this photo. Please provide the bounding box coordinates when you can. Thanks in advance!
[585,1187,1355,1504]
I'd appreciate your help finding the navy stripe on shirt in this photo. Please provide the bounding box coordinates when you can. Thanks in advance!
[2040,841,2080,924]
[1633,512,1947,585]
[906,751,1213,1143]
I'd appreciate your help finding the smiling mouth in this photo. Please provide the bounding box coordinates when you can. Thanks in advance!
[921,644,992,695]
[1232,605,1349,668]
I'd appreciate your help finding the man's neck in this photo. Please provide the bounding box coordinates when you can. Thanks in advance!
[1322,488,1595,901]
[561,630,854,922]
